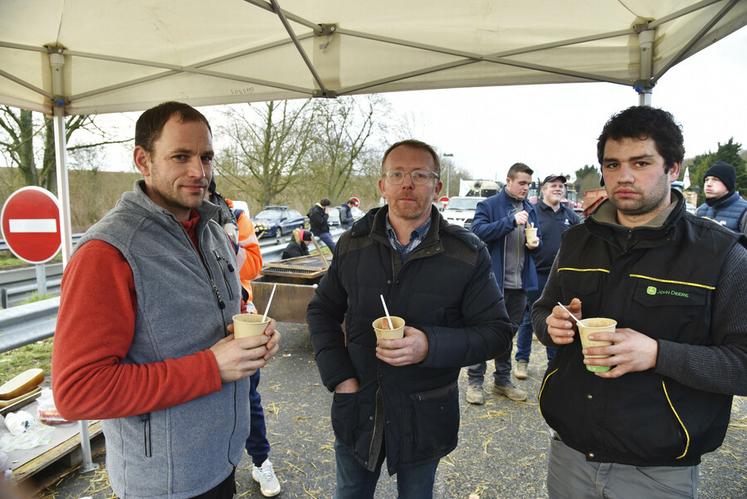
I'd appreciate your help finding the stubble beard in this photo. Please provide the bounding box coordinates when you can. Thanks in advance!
[611,182,670,217]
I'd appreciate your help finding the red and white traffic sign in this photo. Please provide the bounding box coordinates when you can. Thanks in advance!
[1,187,62,264]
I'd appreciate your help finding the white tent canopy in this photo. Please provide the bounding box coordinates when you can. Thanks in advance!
[2,0,746,116]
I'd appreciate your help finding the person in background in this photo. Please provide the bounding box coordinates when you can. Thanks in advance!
[282,228,312,260]
[308,198,336,252]
[466,162,541,404]
[52,101,280,498]
[695,160,747,234]
[533,105,747,498]
[208,181,281,497]
[513,175,580,379]
[339,198,358,229]
[307,139,511,499]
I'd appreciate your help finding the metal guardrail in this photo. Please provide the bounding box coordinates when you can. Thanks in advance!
[0,230,341,354]
[0,234,83,252]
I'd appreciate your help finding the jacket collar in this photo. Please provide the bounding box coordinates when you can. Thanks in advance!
[707,190,742,209]
[352,204,446,248]
[121,180,220,227]
[586,189,685,250]
[498,188,534,212]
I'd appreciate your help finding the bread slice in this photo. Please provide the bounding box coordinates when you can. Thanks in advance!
[0,368,45,400]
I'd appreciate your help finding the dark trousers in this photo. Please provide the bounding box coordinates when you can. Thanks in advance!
[467,288,527,385]
[318,231,336,252]
[334,440,439,499]
[246,370,270,466]
[515,273,557,362]
[192,469,235,499]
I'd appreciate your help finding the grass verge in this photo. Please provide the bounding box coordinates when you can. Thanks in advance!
[0,338,54,384]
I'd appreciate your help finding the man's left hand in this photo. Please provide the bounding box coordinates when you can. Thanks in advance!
[583,327,658,378]
[375,326,429,366]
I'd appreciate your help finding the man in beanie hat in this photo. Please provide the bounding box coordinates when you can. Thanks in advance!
[695,160,747,233]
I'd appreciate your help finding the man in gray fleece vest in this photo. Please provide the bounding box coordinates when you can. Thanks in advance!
[52,102,280,498]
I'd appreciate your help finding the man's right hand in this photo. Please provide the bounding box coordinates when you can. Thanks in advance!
[514,210,529,226]
[210,333,271,383]
[546,298,582,345]
[334,378,359,394]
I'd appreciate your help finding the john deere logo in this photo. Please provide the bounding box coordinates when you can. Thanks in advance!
[646,285,689,299]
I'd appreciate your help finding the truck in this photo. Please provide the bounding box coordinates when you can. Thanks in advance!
[459,179,502,198]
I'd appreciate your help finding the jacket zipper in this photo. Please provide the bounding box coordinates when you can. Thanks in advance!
[212,249,235,301]
[179,215,237,464]
[140,413,152,457]
[661,380,691,460]
[200,222,238,464]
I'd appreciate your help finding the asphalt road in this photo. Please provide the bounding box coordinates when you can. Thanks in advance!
[41,323,747,498]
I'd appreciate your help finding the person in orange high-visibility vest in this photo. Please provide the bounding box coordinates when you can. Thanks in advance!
[208,180,281,497]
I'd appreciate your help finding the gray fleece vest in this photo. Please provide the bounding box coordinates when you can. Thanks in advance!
[77,182,247,498]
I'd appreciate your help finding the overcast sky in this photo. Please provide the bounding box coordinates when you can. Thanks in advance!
[382,26,747,182]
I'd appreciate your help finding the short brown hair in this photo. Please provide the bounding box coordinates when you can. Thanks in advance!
[507,162,533,180]
[381,139,440,176]
[135,101,211,153]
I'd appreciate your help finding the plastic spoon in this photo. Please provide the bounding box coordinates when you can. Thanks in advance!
[262,284,277,322]
[380,294,394,329]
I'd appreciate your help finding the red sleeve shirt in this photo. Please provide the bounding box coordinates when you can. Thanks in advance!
[52,236,223,421]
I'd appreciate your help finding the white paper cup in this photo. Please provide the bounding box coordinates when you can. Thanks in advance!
[577,317,616,373]
[525,226,538,245]
[372,316,405,340]
[233,313,271,338]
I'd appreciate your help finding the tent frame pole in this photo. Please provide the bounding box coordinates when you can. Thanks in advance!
[50,50,99,474]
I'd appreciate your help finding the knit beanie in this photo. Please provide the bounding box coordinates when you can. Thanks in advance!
[704,160,736,193]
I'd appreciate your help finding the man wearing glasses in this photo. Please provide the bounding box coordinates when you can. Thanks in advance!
[307,139,511,498]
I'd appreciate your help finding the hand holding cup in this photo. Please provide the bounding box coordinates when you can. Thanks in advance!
[525,223,539,249]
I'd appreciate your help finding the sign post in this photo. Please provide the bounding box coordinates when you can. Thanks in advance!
[1,187,62,296]
[1,187,97,472]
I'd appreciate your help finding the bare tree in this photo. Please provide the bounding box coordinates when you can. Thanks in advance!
[216,101,315,207]
[306,96,385,202]
[0,106,129,193]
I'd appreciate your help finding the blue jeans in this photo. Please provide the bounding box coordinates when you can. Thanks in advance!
[245,370,270,467]
[318,231,336,252]
[515,273,556,362]
[467,288,526,386]
[334,440,439,499]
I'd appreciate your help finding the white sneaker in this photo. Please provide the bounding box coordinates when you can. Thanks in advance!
[252,458,281,497]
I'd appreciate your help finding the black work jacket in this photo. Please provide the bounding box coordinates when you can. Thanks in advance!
[307,206,511,473]
[308,204,330,234]
[539,192,743,466]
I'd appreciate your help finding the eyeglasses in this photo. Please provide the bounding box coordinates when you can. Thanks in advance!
[383,169,439,185]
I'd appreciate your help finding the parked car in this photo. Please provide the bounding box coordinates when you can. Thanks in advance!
[252,206,305,238]
[328,206,342,227]
[441,196,485,229]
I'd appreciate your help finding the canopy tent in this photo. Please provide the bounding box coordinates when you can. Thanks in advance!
[1,0,746,260]
[3,0,747,115]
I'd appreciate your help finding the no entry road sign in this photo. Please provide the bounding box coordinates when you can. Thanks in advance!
[1,187,62,264]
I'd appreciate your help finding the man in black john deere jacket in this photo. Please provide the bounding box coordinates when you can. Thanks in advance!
[532,106,747,498]
[307,140,511,499]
